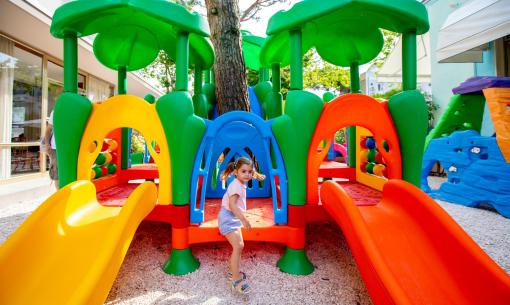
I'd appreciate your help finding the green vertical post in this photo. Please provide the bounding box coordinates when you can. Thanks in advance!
[118,67,127,95]
[63,33,78,93]
[347,62,360,168]
[176,31,189,92]
[259,68,269,82]
[272,64,281,92]
[204,69,211,84]
[289,29,303,90]
[350,62,360,93]
[118,66,129,170]
[402,31,417,91]
[194,66,203,95]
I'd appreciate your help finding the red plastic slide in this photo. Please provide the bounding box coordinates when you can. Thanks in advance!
[320,180,510,305]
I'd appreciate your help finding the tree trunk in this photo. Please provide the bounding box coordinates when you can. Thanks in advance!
[205,0,250,114]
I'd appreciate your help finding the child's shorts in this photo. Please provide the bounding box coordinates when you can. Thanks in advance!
[218,207,242,236]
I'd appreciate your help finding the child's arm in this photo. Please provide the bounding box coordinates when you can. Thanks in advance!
[228,194,251,231]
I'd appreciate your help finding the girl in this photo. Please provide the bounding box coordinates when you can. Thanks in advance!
[218,156,265,294]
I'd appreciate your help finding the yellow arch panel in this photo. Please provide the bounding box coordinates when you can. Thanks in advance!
[77,95,171,204]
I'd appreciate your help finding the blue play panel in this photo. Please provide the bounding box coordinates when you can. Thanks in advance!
[421,130,510,218]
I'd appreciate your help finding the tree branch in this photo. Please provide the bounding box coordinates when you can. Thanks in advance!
[240,0,286,22]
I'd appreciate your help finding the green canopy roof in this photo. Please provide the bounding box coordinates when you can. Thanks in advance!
[260,0,429,67]
[51,0,214,71]
[241,30,265,70]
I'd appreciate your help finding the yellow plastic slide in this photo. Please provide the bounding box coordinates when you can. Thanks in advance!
[0,180,157,305]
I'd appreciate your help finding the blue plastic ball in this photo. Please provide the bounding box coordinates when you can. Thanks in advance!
[366,137,376,149]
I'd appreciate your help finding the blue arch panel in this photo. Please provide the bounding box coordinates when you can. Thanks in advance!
[190,111,287,224]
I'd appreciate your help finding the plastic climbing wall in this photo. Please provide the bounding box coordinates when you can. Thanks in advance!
[421,130,510,218]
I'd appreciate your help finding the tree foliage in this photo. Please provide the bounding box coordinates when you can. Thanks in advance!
[138,51,176,94]
[374,30,401,67]
[303,50,350,94]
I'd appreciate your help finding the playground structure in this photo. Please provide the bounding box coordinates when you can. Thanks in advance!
[1,1,509,305]
[422,77,510,218]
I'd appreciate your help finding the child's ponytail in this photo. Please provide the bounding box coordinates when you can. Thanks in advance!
[221,162,236,181]
[252,170,266,181]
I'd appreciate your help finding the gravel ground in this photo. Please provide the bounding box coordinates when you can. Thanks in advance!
[1,177,509,305]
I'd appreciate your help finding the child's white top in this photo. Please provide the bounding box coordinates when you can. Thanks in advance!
[221,178,247,212]
[48,111,56,149]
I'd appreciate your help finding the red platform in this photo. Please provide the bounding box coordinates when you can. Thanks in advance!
[95,180,382,249]
[198,198,275,228]
[319,161,356,180]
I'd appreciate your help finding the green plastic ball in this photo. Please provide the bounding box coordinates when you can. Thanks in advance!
[368,149,377,162]
[366,162,376,174]
[95,153,106,165]
[107,163,117,174]
[92,166,102,179]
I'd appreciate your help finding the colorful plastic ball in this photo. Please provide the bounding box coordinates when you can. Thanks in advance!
[101,141,109,152]
[360,137,368,149]
[99,165,109,176]
[375,152,384,164]
[367,149,377,162]
[110,152,118,163]
[103,152,112,164]
[92,166,102,179]
[107,163,117,174]
[95,153,106,165]
[360,162,368,173]
[373,164,386,176]
[359,150,369,163]
[366,162,376,174]
[108,140,118,151]
[366,137,376,149]
[90,168,96,179]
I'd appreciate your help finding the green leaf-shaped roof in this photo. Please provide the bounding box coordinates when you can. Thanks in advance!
[241,30,266,70]
[51,0,214,71]
[260,0,429,67]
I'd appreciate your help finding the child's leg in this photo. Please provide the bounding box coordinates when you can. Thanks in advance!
[225,228,244,281]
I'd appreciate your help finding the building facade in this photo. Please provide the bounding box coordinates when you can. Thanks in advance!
[0,0,162,183]
[424,0,510,133]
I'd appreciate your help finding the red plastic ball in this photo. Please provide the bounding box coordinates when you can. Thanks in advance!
[99,165,108,176]
[360,137,368,149]
[101,141,109,152]
[110,152,118,163]
[360,162,368,173]
[375,152,384,164]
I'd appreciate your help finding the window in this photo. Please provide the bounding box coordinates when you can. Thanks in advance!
[87,75,114,103]
[0,34,114,181]
[0,36,43,177]
[496,35,510,77]
[47,61,63,117]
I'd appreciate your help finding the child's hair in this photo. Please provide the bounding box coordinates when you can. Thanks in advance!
[221,156,266,181]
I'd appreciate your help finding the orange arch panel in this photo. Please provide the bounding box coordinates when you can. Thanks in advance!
[307,94,402,204]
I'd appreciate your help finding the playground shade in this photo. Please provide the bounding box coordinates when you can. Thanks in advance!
[260,0,429,67]
[50,0,214,70]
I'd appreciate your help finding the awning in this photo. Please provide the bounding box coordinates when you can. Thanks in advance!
[436,0,510,63]
[377,33,431,83]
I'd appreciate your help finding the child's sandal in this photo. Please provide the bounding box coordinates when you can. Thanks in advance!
[227,271,247,282]
[232,278,251,294]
